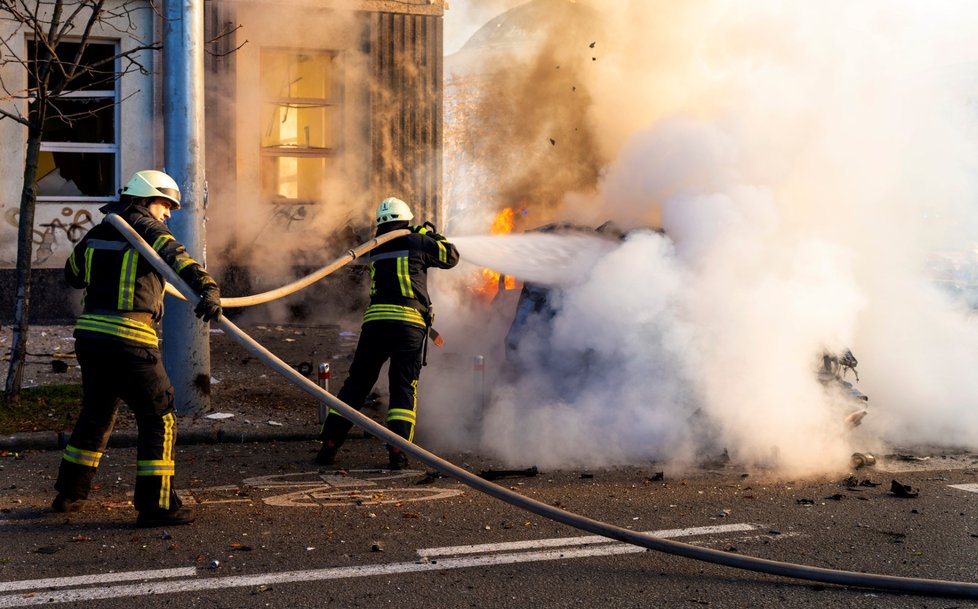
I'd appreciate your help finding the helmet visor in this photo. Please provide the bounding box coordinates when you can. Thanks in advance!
[157,187,181,204]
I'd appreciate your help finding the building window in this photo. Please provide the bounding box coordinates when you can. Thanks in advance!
[260,48,340,204]
[29,40,120,202]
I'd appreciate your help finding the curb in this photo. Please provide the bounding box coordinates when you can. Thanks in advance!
[0,428,318,452]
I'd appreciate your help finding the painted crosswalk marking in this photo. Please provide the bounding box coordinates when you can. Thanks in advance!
[0,568,197,593]
[417,523,758,557]
[949,483,978,494]
[0,523,761,607]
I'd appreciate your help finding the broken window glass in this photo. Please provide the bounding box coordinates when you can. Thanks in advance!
[259,48,340,204]
[29,40,119,201]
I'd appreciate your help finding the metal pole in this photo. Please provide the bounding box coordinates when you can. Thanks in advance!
[162,0,210,414]
[317,363,331,424]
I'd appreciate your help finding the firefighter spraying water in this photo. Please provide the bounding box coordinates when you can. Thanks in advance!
[315,197,460,470]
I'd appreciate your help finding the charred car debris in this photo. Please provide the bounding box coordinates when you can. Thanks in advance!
[499,221,875,465]
[502,220,632,384]
[817,348,870,427]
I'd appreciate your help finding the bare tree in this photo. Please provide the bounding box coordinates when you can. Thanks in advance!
[0,0,161,401]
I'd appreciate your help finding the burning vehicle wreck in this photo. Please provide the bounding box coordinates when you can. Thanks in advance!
[501,221,627,394]
[496,220,874,463]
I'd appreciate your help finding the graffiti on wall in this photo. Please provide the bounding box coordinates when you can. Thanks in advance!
[3,206,96,267]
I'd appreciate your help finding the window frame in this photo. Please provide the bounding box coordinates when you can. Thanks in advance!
[34,39,121,204]
[259,46,342,206]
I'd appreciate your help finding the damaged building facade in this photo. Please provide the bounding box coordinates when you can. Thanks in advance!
[0,0,445,321]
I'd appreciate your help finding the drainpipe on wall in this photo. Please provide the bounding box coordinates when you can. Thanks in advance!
[162,0,211,414]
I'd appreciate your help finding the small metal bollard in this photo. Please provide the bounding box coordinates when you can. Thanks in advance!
[318,363,331,424]
[473,355,485,410]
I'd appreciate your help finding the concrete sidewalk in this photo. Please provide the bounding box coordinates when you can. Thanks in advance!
[0,424,319,452]
[0,322,360,453]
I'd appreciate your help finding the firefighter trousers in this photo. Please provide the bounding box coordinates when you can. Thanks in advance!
[55,338,182,513]
[320,321,425,451]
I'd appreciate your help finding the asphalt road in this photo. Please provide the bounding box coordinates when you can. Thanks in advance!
[1,440,978,608]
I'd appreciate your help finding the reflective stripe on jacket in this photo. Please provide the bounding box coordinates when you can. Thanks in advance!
[65,204,218,346]
[364,224,460,326]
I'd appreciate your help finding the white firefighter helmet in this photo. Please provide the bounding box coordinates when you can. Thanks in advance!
[121,170,181,209]
[376,196,413,225]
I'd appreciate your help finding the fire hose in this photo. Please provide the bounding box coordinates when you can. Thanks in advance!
[162,229,411,308]
[107,212,978,599]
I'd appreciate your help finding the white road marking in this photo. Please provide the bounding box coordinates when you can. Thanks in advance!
[0,523,760,607]
[417,523,757,557]
[949,483,978,493]
[875,454,978,473]
[182,470,455,507]
[191,498,252,505]
[264,486,465,508]
[239,470,421,489]
[0,568,197,592]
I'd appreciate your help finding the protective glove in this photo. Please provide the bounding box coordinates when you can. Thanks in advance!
[410,221,438,234]
[194,286,222,322]
[151,301,164,323]
[410,222,445,240]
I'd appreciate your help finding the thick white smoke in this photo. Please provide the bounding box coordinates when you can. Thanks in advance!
[443,0,527,54]
[423,0,978,475]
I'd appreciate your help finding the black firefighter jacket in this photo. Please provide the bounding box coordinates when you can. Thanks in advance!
[65,204,218,348]
[363,223,460,328]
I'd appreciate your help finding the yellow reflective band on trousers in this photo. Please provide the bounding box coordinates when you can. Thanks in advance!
[387,408,416,425]
[118,247,139,310]
[396,256,415,299]
[136,460,176,476]
[388,378,418,441]
[62,444,103,468]
[386,408,417,441]
[75,314,158,347]
[136,412,176,510]
[363,304,426,328]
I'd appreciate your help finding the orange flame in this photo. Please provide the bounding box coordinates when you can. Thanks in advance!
[475,208,518,300]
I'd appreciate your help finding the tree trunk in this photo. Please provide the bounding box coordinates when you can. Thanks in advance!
[3,117,44,402]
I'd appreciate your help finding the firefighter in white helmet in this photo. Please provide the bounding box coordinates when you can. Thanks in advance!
[52,169,222,527]
[317,196,459,469]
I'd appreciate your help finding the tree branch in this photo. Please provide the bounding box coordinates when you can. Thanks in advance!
[0,105,29,125]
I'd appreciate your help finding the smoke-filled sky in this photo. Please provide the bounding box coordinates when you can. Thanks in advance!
[423,0,978,475]
[443,0,526,54]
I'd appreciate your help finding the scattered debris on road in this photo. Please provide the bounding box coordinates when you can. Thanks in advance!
[850,452,876,468]
[416,471,445,485]
[890,479,920,498]
[479,466,539,481]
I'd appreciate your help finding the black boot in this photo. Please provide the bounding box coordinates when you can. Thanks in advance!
[136,506,196,528]
[51,494,87,513]
[388,447,409,471]
[316,440,338,465]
